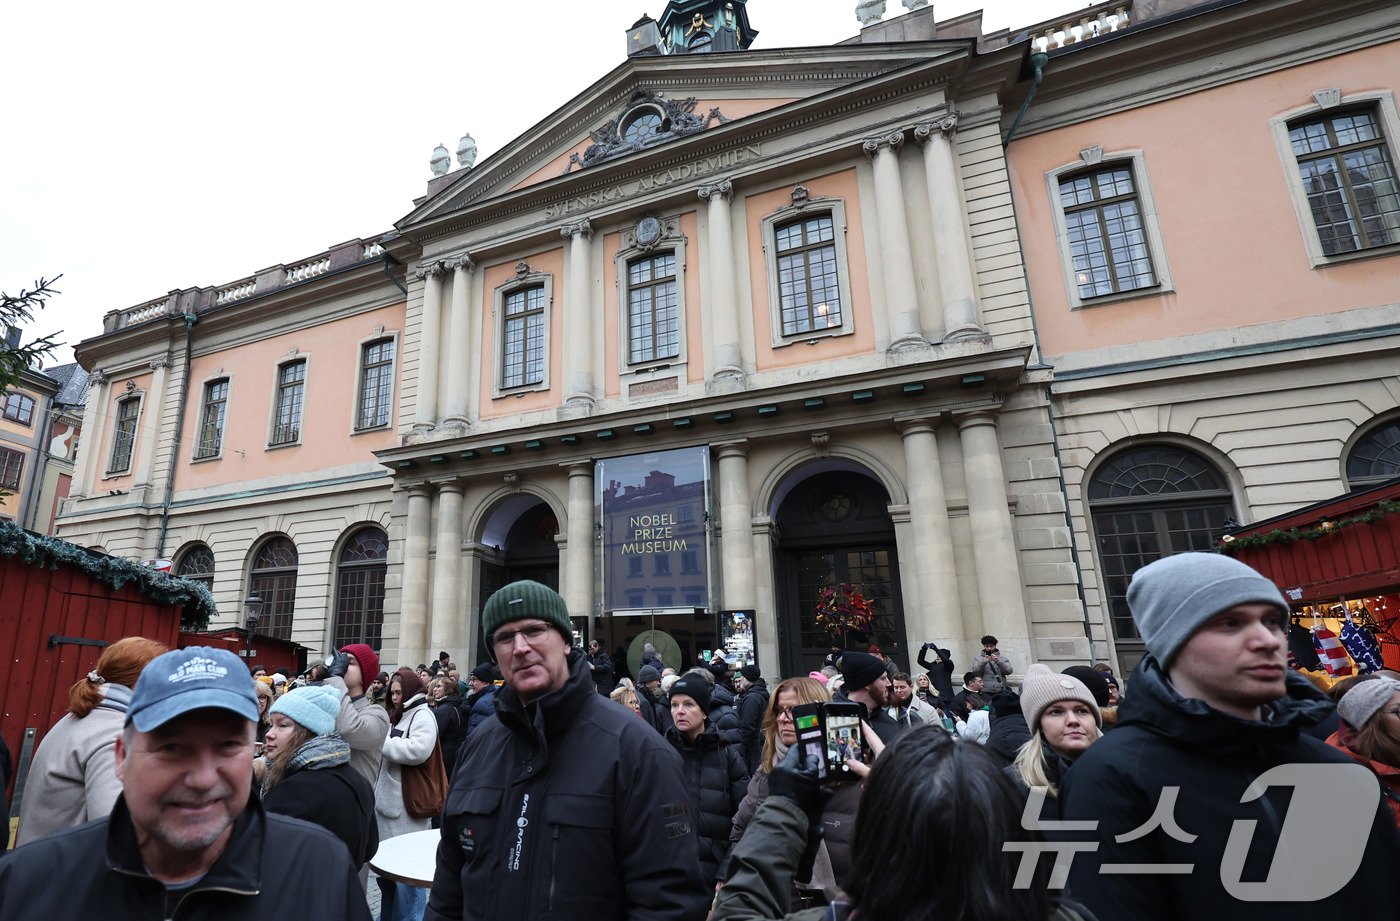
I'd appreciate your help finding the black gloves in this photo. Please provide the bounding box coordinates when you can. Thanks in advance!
[326,650,351,679]
[769,745,829,819]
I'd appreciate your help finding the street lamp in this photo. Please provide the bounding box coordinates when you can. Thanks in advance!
[243,594,263,662]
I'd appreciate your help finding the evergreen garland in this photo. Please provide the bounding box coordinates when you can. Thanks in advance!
[1220,499,1400,555]
[0,522,214,629]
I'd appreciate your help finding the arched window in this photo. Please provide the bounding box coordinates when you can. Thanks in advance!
[334,527,388,649]
[248,536,298,640]
[1347,419,1400,489]
[1088,445,1234,641]
[175,543,215,591]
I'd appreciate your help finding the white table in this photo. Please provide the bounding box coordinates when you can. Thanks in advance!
[369,829,440,888]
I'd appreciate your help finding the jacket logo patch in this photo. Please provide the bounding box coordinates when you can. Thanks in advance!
[508,793,530,871]
[459,827,476,864]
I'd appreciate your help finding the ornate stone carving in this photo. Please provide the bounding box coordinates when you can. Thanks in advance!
[414,261,446,281]
[621,215,682,254]
[811,432,830,458]
[914,115,958,145]
[697,179,734,202]
[791,185,811,204]
[503,472,520,493]
[706,107,732,127]
[863,131,906,157]
[444,254,476,273]
[1079,145,1104,165]
[856,0,887,27]
[515,261,532,278]
[560,219,593,240]
[572,90,710,171]
[902,0,929,9]
[1313,88,1342,109]
[88,369,108,386]
[148,356,170,371]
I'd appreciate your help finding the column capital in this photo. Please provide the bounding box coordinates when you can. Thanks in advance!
[954,408,1001,431]
[414,260,447,281]
[897,416,939,438]
[444,253,476,273]
[714,439,750,459]
[407,482,436,498]
[698,179,734,202]
[863,131,906,158]
[88,369,108,386]
[563,460,596,477]
[432,478,466,496]
[914,115,958,145]
[148,356,170,371]
[560,218,593,240]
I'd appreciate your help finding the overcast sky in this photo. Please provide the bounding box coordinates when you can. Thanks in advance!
[3,0,1082,368]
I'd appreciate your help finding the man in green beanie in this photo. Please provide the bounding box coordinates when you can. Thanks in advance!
[427,580,708,921]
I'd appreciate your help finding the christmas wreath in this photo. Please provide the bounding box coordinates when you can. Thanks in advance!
[814,582,876,646]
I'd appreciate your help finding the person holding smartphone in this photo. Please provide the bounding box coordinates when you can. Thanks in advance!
[973,635,1014,693]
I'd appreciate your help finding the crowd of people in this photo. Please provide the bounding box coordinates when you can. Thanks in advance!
[5,552,1400,920]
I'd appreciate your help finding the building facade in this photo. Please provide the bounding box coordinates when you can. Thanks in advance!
[1004,0,1400,672]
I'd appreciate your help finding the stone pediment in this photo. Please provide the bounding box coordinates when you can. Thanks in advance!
[397,44,964,235]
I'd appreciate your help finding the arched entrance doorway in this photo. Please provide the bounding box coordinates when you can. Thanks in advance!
[774,468,906,677]
[477,496,560,661]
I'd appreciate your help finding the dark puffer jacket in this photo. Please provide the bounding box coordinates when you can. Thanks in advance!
[432,693,467,770]
[666,723,750,882]
[737,680,770,774]
[426,651,709,921]
[1061,656,1400,921]
[985,690,1031,765]
[709,685,743,747]
[262,751,378,867]
[463,683,498,738]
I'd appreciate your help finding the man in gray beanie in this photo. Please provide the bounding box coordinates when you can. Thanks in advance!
[1061,553,1400,920]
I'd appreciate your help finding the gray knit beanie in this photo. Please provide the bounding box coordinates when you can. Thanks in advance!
[1126,553,1287,668]
[1338,677,1400,729]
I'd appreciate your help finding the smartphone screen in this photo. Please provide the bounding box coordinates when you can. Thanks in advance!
[792,703,827,780]
[823,704,863,778]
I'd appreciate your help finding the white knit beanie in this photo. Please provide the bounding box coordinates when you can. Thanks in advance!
[1019,663,1102,729]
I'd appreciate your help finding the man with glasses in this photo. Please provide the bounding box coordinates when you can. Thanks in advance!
[0,647,369,919]
[426,580,708,921]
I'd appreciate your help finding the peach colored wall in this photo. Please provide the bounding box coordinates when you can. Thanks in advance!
[0,387,40,440]
[511,97,800,192]
[745,168,876,370]
[96,371,152,491]
[601,210,704,396]
[174,303,404,491]
[1010,42,1400,359]
[478,249,567,420]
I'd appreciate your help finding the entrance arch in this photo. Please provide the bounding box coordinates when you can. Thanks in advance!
[475,496,560,660]
[774,466,906,677]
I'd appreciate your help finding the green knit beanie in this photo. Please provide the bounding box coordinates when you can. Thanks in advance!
[481,580,572,653]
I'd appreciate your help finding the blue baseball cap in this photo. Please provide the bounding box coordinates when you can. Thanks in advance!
[127,646,259,732]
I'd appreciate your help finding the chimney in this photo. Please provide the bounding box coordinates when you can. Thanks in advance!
[627,14,665,56]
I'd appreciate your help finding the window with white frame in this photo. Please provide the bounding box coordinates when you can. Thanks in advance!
[500,284,546,390]
[626,253,680,365]
[3,392,35,426]
[761,192,855,346]
[1289,109,1400,256]
[194,378,228,460]
[108,396,140,473]
[270,360,306,446]
[356,338,395,429]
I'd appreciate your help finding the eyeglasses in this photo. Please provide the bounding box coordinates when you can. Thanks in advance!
[491,623,553,650]
[775,707,795,721]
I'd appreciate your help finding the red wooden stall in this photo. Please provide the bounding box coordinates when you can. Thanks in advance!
[1223,478,1400,669]
[179,627,313,679]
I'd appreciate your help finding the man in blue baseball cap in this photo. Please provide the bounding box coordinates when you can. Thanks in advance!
[0,646,370,920]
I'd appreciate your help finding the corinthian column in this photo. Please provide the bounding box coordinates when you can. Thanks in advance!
[863,132,925,352]
[563,463,595,616]
[699,180,744,382]
[561,220,596,410]
[134,356,170,486]
[442,256,476,428]
[430,481,465,657]
[899,418,964,653]
[413,262,446,431]
[400,484,433,666]
[957,412,1029,663]
[716,442,755,610]
[915,116,983,340]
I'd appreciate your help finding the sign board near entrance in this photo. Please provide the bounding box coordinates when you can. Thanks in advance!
[598,447,712,614]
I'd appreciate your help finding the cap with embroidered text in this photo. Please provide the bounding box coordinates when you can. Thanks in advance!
[127,646,259,732]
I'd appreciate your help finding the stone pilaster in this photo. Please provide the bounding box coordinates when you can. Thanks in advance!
[413,262,446,431]
[399,484,434,666]
[442,256,476,428]
[863,131,925,352]
[429,481,466,658]
[73,369,108,499]
[899,418,965,653]
[563,462,595,616]
[561,220,596,411]
[716,441,756,610]
[134,357,170,487]
[915,116,983,340]
[699,180,744,383]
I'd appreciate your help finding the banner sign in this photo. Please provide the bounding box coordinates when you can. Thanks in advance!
[598,446,711,614]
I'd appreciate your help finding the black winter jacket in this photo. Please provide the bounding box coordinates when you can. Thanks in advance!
[587,650,615,694]
[710,685,743,747]
[0,794,369,920]
[916,645,956,704]
[666,723,750,882]
[737,680,770,774]
[640,684,676,736]
[1061,656,1400,921]
[263,756,378,867]
[426,651,709,921]
[463,684,499,738]
[985,691,1031,765]
[433,693,468,769]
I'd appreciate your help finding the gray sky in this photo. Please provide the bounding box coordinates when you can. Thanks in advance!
[3,0,1081,367]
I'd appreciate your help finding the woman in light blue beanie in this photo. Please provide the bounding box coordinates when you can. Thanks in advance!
[261,684,379,868]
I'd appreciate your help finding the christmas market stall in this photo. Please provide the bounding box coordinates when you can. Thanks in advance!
[1220,478,1400,685]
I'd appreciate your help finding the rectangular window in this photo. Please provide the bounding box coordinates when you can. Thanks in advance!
[1059,167,1157,299]
[194,379,228,460]
[775,214,843,337]
[501,285,546,389]
[626,253,679,364]
[357,339,395,429]
[0,447,22,490]
[108,397,139,473]
[271,360,306,446]
[3,393,34,426]
[1290,109,1400,256]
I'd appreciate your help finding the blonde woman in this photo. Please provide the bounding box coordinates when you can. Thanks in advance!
[1008,664,1102,820]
